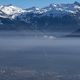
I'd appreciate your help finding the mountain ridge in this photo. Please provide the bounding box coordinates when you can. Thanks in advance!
[0,1,80,31]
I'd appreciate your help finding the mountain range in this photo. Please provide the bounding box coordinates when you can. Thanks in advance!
[0,1,80,32]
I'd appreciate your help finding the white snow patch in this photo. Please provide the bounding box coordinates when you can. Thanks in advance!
[49,36,56,39]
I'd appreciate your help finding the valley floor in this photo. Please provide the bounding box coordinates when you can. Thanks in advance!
[0,31,80,80]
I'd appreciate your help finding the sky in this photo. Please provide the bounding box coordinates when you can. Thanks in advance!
[0,0,80,8]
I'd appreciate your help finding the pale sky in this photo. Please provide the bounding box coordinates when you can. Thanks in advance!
[0,0,80,8]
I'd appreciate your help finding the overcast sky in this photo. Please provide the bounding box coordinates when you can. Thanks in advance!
[0,0,80,8]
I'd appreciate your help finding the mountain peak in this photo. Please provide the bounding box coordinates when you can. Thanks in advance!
[74,1,80,6]
[27,7,40,11]
[49,3,57,8]
[0,2,80,19]
[0,5,26,16]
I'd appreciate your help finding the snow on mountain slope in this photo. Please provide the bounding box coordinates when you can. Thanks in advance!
[0,2,79,20]
[42,2,80,15]
[0,2,79,31]
[0,4,26,15]
[14,2,80,23]
[26,7,41,13]
[0,4,26,19]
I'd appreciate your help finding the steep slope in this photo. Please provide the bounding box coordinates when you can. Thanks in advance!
[0,2,80,31]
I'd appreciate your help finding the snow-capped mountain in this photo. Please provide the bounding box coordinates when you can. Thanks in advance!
[0,4,26,19]
[0,2,80,19]
[0,1,80,31]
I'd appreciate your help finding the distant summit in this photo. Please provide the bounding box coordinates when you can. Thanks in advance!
[74,1,80,6]
[0,2,80,31]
